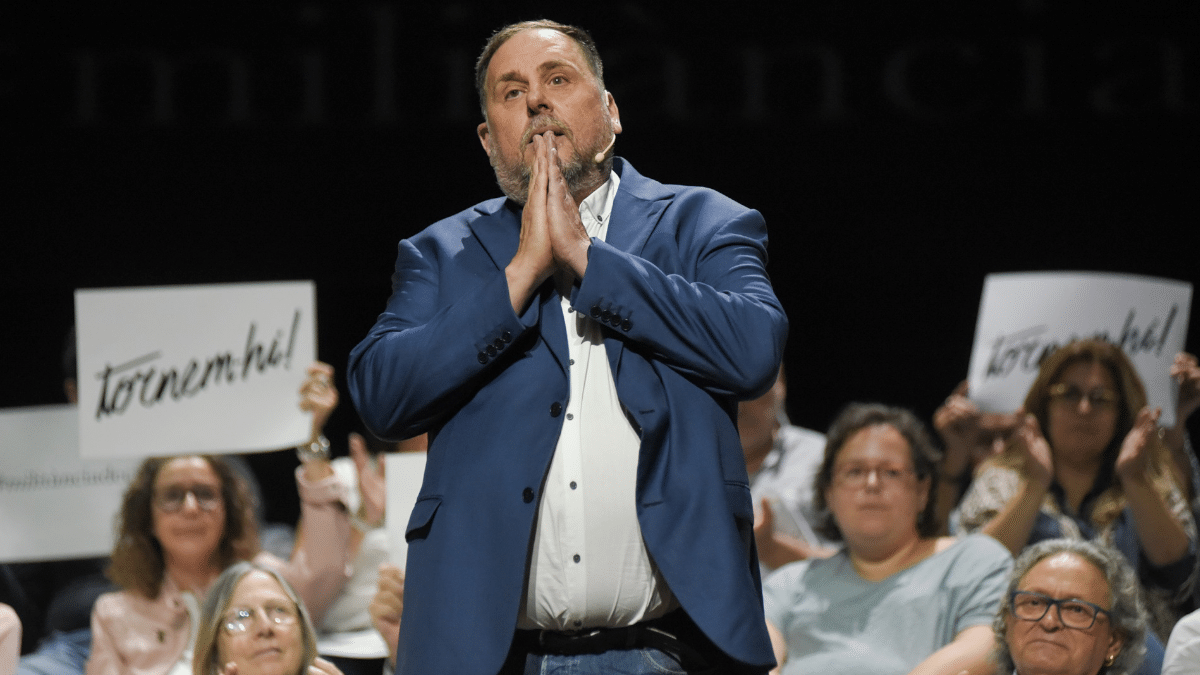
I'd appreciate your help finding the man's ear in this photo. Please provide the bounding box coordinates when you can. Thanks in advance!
[477,122,491,154]
[606,91,622,135]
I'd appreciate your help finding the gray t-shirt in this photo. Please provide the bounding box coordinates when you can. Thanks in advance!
[763,534,1012,675]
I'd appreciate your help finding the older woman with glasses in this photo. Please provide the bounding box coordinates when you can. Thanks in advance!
[996,538,1147,675]
[763,403,1013,675]
[192,562,343,675]
[86,363,353,675]
[957,339,1196,656]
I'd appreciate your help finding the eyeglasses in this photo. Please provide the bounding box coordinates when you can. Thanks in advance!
[1009,591,1111,629]
[833,465,916,488]
[1048,384,1118,409]
[153,484,222,512]
[222,604,299,635]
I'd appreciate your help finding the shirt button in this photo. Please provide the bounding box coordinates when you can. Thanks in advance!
[573,554,581,563]
[522,487,534,503]
[574,620,583,628]
[570,481,577,490]
[550,402,562,417]
[567,307,574,313]
[566,413,574,420]
[569,359,575,366]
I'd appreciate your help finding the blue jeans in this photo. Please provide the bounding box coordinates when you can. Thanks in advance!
[514,647,688,675]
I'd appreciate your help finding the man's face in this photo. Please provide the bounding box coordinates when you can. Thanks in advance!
[476,28,621,203]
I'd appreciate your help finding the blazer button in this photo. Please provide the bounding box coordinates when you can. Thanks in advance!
[609,314,621,327]
[621,318,632,331]
[486,344,498,357]
[522,487,534,503]
[477,352,488,364]
[500,330,513,343]
[493,338,505,350]
[550,402,562,417]
[600,310,613,323]
[590,305,602,319]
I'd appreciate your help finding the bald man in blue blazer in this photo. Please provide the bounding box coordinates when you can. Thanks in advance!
[348,19,786,675]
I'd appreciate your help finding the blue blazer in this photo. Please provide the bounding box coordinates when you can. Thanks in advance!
[348,159,786,674]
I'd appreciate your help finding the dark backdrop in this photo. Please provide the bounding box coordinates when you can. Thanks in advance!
[6,2,1198,524]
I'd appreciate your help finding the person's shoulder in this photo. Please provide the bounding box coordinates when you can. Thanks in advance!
[778,424,826,450]
[936,534,1014,576]
[615,159,756,220]
[408,196,511,242]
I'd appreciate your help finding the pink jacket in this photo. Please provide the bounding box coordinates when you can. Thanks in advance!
[86,467,351,675]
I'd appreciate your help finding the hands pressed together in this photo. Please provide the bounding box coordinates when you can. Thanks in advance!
[506,132,593,312]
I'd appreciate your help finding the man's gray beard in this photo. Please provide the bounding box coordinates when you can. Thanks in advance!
[489,141,606,205]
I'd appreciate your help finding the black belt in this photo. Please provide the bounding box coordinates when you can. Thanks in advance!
[514,610,701,659]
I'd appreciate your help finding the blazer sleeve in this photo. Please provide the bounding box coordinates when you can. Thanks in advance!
[573,204,787,398]
[348,233,538,440]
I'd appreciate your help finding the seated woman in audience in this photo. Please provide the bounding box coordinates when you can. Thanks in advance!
[86,364,352,675]
[763,403,1013,675]
[192,561,343,675]
[995,538,1147,675]
[957,339,1196,646]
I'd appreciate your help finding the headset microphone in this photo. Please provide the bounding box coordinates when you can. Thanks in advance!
[594,134,616,164]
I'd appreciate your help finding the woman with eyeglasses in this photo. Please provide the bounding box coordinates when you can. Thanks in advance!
[86,363,353,675]
[762,403,1013,675]
[996,538,1147,675]
[957,339,1195,656]
[192,562,343,675]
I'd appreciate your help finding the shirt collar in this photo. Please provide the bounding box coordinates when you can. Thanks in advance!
[578,170,620,239]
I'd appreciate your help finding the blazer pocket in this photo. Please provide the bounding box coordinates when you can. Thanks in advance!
[724,481,753,523]
[405,496,442,542]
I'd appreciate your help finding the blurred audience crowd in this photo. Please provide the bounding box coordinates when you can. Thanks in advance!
[2,330,1198,675]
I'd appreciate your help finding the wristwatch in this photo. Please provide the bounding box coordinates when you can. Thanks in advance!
[296,434,331,463]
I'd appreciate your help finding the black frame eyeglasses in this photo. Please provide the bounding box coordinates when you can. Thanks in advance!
[1009,591,1111,629]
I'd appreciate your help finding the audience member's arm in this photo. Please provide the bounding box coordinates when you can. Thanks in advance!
[765,619,786,675]
[0,604,19,675]
[977,414,1052,557]
[370,564,405,667]
[263,362,353,626]
[1116,407,1191,567]
[1165,352,1200,499]
[906,625,995,675]
[932,382,979,535]
[754,499,836,569]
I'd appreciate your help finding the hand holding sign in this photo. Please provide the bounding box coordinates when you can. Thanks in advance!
[1172,353,1200,423]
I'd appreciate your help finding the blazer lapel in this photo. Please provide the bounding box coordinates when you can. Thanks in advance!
[603,159,672,377]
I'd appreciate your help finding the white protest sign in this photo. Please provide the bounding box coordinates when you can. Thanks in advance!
[967,272,1191,426]
[385,451,427,570]
[0,404,143,561]
[75,282,316,458]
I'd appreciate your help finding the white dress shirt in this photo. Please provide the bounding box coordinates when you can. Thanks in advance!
[518,170,677,631]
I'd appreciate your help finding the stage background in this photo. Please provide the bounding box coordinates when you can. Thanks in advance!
[6,1,1197,525]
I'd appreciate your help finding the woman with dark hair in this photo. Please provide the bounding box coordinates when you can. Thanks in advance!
[996,538,1148,675]
[957,339,1196,647]
[86,364,352,675]
[763,402,1013,675]
[192,562,343,675]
